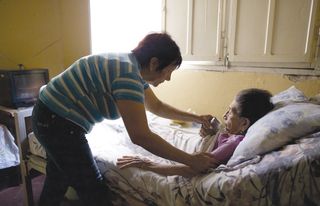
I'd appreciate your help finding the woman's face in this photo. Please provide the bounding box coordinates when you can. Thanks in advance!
[145,63,177,87]
[223,99,245,134]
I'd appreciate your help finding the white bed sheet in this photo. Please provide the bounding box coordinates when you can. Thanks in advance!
[87,113,201,165]
[87,114,207,205]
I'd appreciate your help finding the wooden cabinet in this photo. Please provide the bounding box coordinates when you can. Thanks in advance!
[164,0,223,62]
[164,0,320,72]
[228,0,318,67]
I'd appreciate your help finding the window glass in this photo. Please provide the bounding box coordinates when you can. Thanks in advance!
[90,0,162,54]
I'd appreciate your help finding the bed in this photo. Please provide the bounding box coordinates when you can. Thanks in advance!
[8,86,320,206]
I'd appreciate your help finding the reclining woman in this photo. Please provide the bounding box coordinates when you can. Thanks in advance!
[117,88,275,177]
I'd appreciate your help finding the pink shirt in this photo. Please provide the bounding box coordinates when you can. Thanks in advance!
[210,133,244,164]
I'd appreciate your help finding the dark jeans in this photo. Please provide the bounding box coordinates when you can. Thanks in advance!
[32,100,113,206]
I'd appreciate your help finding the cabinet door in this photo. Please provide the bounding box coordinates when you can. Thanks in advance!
[164,0,223,62]
[228,0,318,66]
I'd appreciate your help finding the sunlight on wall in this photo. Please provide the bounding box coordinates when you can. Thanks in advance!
[90,0,162,53]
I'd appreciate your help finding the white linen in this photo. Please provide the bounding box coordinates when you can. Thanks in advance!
[0,124,20,169]
[88,114,205,205]
[86,113,202,165]
[92,114,320,206]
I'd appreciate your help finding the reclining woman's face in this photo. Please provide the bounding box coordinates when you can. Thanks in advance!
[223,99,247,135]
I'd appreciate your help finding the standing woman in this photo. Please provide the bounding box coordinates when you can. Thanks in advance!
[32,32,216,206]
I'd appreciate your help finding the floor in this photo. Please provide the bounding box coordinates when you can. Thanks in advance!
[0,170,81,206]
[0,167,142,206]
[0,174,44,206]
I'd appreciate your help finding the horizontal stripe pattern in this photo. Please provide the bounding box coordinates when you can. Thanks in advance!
[39,53,149,132]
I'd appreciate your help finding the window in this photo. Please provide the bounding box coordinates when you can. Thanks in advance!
[164,0,320,75]
[90,0,162,54]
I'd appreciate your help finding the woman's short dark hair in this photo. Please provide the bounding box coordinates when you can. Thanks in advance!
[236,88,274,126]
[132,32,182,71]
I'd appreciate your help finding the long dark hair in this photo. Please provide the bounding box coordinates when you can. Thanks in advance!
[236,88,274,126]
[132,32,182,71]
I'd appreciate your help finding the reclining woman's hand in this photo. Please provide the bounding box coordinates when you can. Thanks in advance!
[195,115,213,129]
[117,156,154,169]
[199,117,220,138]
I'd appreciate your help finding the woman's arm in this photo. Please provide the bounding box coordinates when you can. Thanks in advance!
[144,88,212,128]
[116,99,216,172]
[117,156,219,178]
[148,164,197,178]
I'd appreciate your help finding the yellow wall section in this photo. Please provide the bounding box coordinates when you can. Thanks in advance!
[0,0,63,76]
[60,0,91,69]
[0,0,319,119]
[0,0,90,78]
[152,70,320,120]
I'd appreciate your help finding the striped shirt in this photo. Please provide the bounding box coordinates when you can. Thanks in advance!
[39,53,149,132]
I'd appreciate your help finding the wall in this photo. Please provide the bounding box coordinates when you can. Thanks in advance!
[152,70,320,120]
[0,0,63,77]
[59,0,91,70]
[0,0,319,120]
[0,0,90,78]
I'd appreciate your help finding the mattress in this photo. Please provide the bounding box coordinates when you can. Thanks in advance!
[96,131,320,206]
[27,113,320,206]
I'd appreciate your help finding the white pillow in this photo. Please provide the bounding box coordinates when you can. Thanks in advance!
[227,102,320,166]
[271,86,308,106]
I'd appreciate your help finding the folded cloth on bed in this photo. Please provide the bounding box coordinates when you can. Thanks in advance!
[28,132,47,159]
[0,124,20,169]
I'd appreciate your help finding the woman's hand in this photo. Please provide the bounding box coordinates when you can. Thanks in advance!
[195,114,213,128]
[197,115,221,138]
[189,152,218,172]
[117,156,154,169]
